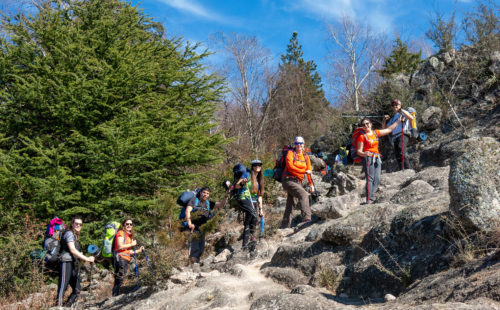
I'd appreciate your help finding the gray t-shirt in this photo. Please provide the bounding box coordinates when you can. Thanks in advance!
[61,230,79,262]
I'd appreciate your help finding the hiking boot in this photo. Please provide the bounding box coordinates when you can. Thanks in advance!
[65,294,78,307]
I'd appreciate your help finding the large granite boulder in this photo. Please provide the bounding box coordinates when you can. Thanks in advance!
[322,203,406,246]
[311,194,360,219]
[421,106,443,131]
[449,137,500,232]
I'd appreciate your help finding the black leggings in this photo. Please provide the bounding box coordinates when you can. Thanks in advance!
[112,256,130,296]
[57,261,80,306]
[238,199,258,247]
[393,135,410,170]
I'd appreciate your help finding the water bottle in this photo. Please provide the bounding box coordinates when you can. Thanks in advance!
[260,217,265,234]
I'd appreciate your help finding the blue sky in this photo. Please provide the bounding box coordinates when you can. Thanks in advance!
[131,0,475,80]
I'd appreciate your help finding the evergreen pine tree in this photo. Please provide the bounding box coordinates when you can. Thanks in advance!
[265,32,330,145]
[379,38,422,77]
[0,0,225,229]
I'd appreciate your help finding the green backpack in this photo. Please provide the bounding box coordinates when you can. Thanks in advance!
[101,221,121,258]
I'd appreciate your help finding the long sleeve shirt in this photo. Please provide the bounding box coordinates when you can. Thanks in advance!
[283,150,313,185]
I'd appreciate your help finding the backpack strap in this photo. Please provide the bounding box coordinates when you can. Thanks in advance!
[192,197,200,213]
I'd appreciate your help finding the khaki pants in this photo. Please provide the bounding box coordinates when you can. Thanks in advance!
[281,178,311,228]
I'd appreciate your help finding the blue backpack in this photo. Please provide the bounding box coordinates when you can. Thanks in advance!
[178,189,211,227]
[233,163,249,180]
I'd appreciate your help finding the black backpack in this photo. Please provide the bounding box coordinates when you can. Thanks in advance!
[42,217,66,265]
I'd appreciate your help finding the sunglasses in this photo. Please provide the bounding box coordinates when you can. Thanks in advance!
[125,223,133,226]
[252,164,262,167]
[391,103,400,107]
[295,142,304,145]
[73,222,82,227]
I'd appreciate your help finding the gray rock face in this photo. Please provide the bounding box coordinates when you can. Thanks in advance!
[421,106,443,131]
[269,241,337,276]
[398,255,500,305]
[489,51,500,76]
[339,254,407,298]
[390,180,435,204]
[379,169,416,189]
[402,166,450,191]
[250,290,334,310]
[323,171,361,197]
[264,267,308,288]
[311,194,359,219]
[449,137,500,232]
[322,203,406,246]
[309,155,326,171]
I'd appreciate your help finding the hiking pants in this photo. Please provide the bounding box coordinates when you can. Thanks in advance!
[188,231,205,263]
[393,134,410,170]
[362,156,382,202]
[112,256,129,296]
[57,261,80,306]
[281,178,311,228]
[238,198,258,248]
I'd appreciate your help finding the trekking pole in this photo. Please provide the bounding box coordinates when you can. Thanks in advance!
[365,157,370,203]
[187,231,192,259]
[84,244,98,307]
[402,117,405,170]
[133,250,140,290]
[341,115,384,118]
[143,250,155,274]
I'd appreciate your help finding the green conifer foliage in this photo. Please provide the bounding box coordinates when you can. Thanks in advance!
[265,32,330,145]
[379,38,422,77]
[0,0,225,227]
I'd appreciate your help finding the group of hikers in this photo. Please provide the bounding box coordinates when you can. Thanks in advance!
[55,217,144,306]
[53,98,414,306]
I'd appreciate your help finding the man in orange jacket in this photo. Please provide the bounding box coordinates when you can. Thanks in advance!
[280,136,315,228]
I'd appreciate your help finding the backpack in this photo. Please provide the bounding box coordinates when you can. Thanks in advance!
[407,107,419,139]
[101,221,121,258]
[42,217,66,264]
[233,163,249,180]
[350,128,379,163]
[272,144,294,182]
[272,145,310,182]
[178,189,211,225]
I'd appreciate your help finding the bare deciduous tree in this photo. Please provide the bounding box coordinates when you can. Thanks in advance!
[326,15,386,111]
[211,32,278,157]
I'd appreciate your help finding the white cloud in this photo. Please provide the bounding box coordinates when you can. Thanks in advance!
[292,0,356,19]
[292,0,396,33]
[157,0,225,22]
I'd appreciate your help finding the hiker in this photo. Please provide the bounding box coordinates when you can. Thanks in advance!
[280,136,315,228]
[356,117,402,204]
[112,218,144,296]
[57,216,95,307]
[382,99,414,170]
[233,160,265,249]
[185,187,230,264]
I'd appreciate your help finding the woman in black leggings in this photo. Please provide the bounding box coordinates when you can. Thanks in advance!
[57,216,95,307]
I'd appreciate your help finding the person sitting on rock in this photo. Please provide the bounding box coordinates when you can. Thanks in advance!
[185,187,230,264]
[356,117,402,204]
[280,136,315,228]
[382,99,415,170]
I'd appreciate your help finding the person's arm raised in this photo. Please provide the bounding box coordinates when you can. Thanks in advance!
[378,118,402,137]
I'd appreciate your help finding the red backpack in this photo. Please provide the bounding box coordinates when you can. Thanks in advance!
[350,128,378,163]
